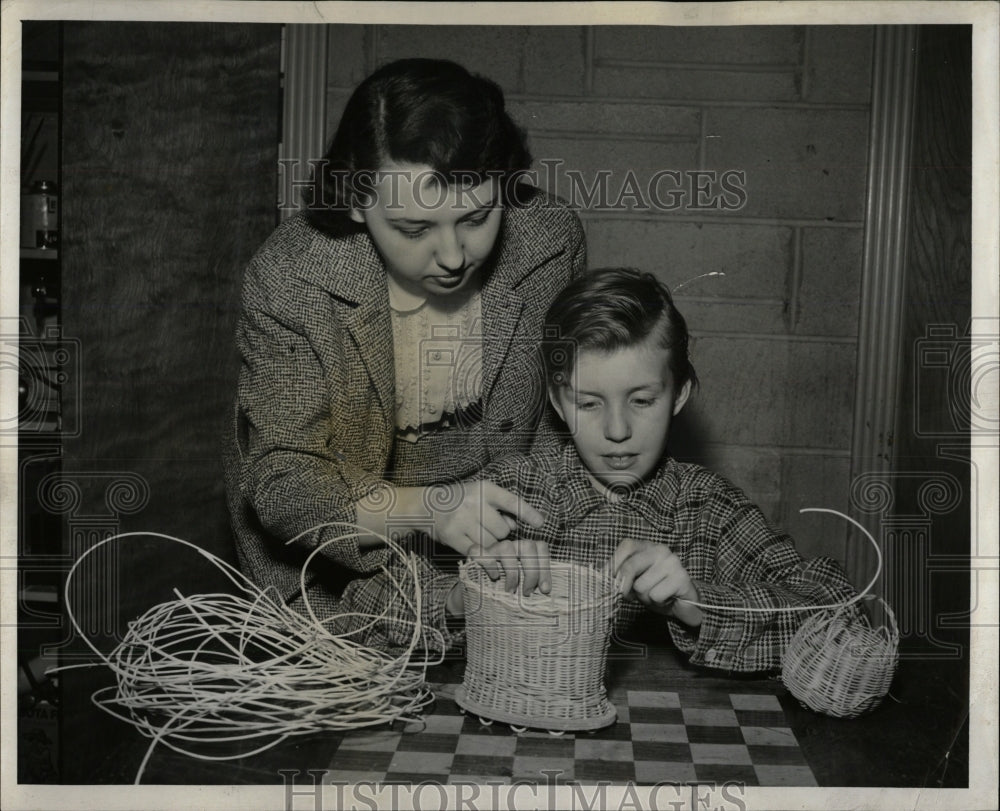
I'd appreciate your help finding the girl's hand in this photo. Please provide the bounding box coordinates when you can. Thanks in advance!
[612,539,703,628]
[427,480,551,595]
[475,536,552,596]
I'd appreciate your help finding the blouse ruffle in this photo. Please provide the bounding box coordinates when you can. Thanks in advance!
[388,277,484,441]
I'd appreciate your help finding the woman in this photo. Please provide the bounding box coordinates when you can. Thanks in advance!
[224,58,586,647]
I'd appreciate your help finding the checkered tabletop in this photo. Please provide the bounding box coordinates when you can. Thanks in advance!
[324,680,817,786]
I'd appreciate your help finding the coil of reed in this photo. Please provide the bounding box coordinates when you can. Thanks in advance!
[53,525,443,783]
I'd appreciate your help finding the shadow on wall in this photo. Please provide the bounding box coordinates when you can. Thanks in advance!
[668,403,714,469]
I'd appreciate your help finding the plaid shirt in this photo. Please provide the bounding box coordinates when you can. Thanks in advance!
[476,442,860,674]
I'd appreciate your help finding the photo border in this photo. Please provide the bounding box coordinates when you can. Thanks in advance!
[2,2,996,810]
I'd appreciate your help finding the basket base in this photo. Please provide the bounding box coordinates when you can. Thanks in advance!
[453,686,617,732]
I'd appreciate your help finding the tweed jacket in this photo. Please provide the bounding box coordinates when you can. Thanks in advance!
[224,191,586,605]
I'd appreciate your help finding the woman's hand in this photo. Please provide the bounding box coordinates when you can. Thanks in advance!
[428,480,551,595]
[358,481,551,595]
[612,539,703,627]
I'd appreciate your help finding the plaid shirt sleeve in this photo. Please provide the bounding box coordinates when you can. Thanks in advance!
[664,465,859,673]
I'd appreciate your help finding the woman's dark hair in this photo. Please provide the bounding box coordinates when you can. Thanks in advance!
[543,267,698,390]
[305,58,533,236]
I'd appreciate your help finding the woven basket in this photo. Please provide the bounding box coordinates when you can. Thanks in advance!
[781,598,899,718]
[455,560,619,731]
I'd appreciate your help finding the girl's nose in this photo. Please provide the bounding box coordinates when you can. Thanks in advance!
[604,405,631,442]
[435,227,465,272]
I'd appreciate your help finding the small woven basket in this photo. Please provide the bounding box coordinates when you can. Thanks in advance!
[781,598,899,718]
[455,560,619,731]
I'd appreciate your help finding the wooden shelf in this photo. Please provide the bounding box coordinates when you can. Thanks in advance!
[22,70,59,83]
[20,248,59,261]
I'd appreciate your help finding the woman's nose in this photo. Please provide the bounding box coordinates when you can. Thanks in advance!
[435,227,465,272]
[604,405,631,442]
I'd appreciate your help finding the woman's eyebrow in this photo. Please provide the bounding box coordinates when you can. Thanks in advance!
[386,196,499,225]
[453,193,500,218]
[387,216,433,225]
[458,204,495,222]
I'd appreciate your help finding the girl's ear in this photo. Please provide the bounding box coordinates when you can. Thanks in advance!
[348,205,366,225]
[672,379,692,416]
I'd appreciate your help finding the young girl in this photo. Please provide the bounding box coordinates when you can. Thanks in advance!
[224,59,584,640]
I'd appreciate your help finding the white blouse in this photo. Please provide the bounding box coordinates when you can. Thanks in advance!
[387,274,484,441]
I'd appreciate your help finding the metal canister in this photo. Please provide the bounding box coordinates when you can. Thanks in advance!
[20,180,59,249]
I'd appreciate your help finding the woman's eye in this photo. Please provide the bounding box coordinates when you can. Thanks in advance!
[462,208,493,228]
[577,400,599,411]
[632,397,655,408]
[398,227,428,239]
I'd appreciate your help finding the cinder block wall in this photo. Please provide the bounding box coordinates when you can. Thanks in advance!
[323,25,875,563]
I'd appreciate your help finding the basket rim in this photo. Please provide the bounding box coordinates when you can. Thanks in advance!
[459,559,618,615]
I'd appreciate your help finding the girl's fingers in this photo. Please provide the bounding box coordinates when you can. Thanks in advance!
[485,540,520,593]
[611,538,643,576]
[647,578,681,606]
[515,540,551,595]
[533,541,552,594]
[632,557,674,598]
[613,540,649,594]
[468,531,503,580]
[615,562,639,597]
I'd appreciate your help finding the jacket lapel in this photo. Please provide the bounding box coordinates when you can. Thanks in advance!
[305,230,396,423]
[480,274,524,405]
[345,291,395,424]
[480,204,565,404]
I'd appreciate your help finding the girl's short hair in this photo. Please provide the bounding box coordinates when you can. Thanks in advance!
[543,267,698,390]
[306,58,533,236]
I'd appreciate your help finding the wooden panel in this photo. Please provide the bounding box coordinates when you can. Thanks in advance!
[848,26,919,590]
[891,26,972,645]
[58,21,280,652]
[56,22,281,783]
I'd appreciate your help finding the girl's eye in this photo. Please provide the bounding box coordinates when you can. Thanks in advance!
[632,397,655,408]
[398,227,428,239]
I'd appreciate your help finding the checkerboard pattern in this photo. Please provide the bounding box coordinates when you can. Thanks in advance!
[323,681,817,786]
